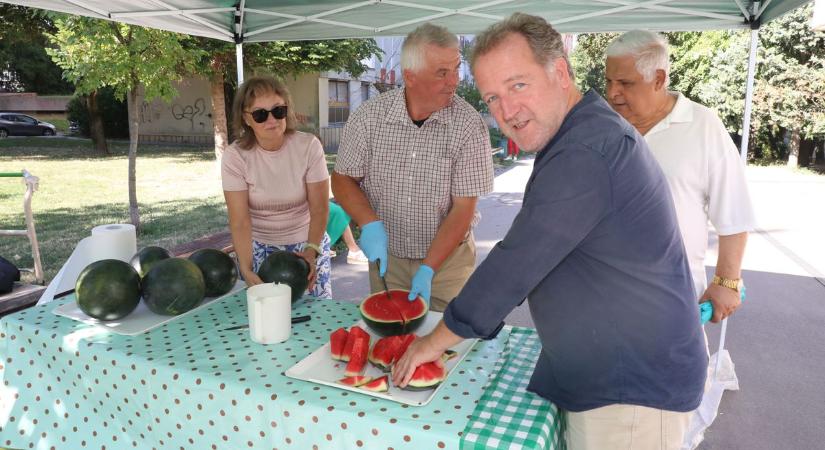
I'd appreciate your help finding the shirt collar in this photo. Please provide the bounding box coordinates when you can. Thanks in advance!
[385,87,455,125]
[648,92,693,135]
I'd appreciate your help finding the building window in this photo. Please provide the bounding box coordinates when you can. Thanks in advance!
[361,83,370,102]
[328,80,350,124]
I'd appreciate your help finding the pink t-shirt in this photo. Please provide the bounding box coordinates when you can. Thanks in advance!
[221,131,329,245]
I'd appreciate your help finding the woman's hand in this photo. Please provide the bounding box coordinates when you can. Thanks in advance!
[241,268,264,287]
[297,250,318,292]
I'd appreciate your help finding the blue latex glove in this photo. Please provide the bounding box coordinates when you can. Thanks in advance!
[700,284,746,325]
[359,220,388,276]
[408,264,434,305]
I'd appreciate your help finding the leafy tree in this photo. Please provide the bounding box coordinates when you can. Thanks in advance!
[570,33,616,94]
[0,5,73,94]
[191,38,382,160]
[750,4,825,166]
[47,17,203,232]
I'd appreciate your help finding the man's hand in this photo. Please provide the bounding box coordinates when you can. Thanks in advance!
[359,221,388,276]
[392,334,445,388]
[700,283,741,323]
[408,264,434,304]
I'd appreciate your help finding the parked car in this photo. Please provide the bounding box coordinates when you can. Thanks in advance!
[0,113,57,137]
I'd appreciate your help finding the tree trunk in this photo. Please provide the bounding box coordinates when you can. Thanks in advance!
[798,139,814,167]
[787,128,801,168]
[86,90,109,155]
[210,71,229,163]
[126,84,141,234]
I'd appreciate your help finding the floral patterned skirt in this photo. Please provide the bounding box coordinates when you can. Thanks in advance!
[251,233,332,299]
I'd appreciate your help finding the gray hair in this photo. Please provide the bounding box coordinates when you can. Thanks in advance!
[606,30,670,85]
[400,23,459,72]
[470,13,574,80]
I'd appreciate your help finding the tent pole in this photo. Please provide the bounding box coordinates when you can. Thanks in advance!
[236,43,244,85]
[739,28,759,164]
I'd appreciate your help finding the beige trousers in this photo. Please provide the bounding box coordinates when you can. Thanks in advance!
[368,236,476,312]
[565,404,691,450]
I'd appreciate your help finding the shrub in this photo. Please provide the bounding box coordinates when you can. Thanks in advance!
[66,87,130,139]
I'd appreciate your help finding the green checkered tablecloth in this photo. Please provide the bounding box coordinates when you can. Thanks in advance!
[461,327,566,450]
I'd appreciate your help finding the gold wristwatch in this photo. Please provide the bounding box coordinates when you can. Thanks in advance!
[711,275,743,293]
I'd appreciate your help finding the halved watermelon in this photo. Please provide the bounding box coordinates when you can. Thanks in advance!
[344,335,369,377]
[359,290,428,336]
[330,327,349,361]
[341,325,370,362]
[338,375,373,387]
[401,361,445,391]
[360,375,389,393]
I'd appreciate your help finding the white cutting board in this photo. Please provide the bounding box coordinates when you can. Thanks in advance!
[52,280,246,336]
[284,311,477,406]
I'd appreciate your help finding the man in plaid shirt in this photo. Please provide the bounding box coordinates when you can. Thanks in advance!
[332,23,494,311]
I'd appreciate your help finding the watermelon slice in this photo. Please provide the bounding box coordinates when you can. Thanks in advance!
[344,335,369,376]
[441,349,458,363]
[401,361,445,391]
[359,375,389,393]
[341,325,370,362]
[338,375,373,387]
[369,335,402,371]
[359,290,428,336]
[330,327,349,361]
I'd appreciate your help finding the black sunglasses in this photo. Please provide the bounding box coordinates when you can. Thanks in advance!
[248,105,288,123]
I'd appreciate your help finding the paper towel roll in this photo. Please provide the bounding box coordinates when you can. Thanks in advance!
[37,223,137,305]
[91,223,137,263]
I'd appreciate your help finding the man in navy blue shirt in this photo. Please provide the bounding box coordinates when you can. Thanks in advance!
[393,13,707,450]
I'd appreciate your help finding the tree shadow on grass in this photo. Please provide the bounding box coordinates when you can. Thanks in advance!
[0,197,228,283]
[0,137,216,163]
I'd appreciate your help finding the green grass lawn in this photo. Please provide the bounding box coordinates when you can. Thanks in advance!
[1,137,229,283]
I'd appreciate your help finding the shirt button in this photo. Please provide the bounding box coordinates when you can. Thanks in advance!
[408,197,411,202]
[411,152,416,158]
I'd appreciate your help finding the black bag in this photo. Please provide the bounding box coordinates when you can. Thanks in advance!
[0,256,21,294]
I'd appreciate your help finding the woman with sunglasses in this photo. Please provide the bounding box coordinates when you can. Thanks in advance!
[222,76,332,298]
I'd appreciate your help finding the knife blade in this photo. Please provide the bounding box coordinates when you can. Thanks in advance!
[376,259,392,301]
[221,315,311,331]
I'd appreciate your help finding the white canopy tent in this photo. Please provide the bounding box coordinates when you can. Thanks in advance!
[3,0,812,159]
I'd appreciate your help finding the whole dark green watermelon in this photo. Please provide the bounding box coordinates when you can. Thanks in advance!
[75,259,141,321]
[130,246,172,278]
[142,258,206,316]
[256,251,310,302]
[188,248,238,297]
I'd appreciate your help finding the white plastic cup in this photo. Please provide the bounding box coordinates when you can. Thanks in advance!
[246,283,292,344]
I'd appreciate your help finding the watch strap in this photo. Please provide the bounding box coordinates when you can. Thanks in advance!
[712,275,741,291]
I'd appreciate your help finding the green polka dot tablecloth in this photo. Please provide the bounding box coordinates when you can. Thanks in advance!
[0,292,562,449]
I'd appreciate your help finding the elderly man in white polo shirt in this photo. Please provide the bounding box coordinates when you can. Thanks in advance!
[604,30,756,322]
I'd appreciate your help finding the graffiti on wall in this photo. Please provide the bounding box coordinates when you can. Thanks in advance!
[139,97,209,132]
[171,97,208,132]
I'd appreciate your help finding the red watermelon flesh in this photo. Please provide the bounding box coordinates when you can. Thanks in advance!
[338,375,373,387]
[360,375,389,393]
[341,325,370,362]
[344,335,369,377]
[403,361,446,391]
[330,327,349,361]
[359,290,428,336]
[369,335,403,371]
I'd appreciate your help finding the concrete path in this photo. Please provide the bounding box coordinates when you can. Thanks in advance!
[328,161,825,450]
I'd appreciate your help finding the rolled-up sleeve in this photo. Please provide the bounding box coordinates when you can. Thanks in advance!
[452,113,494,197]
[443,148,612,338]
[334,106,370,178]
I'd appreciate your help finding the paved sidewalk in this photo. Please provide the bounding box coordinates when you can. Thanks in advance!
[329,161,825,450]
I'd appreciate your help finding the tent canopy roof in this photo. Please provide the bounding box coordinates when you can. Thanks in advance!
[6,0,811,42]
